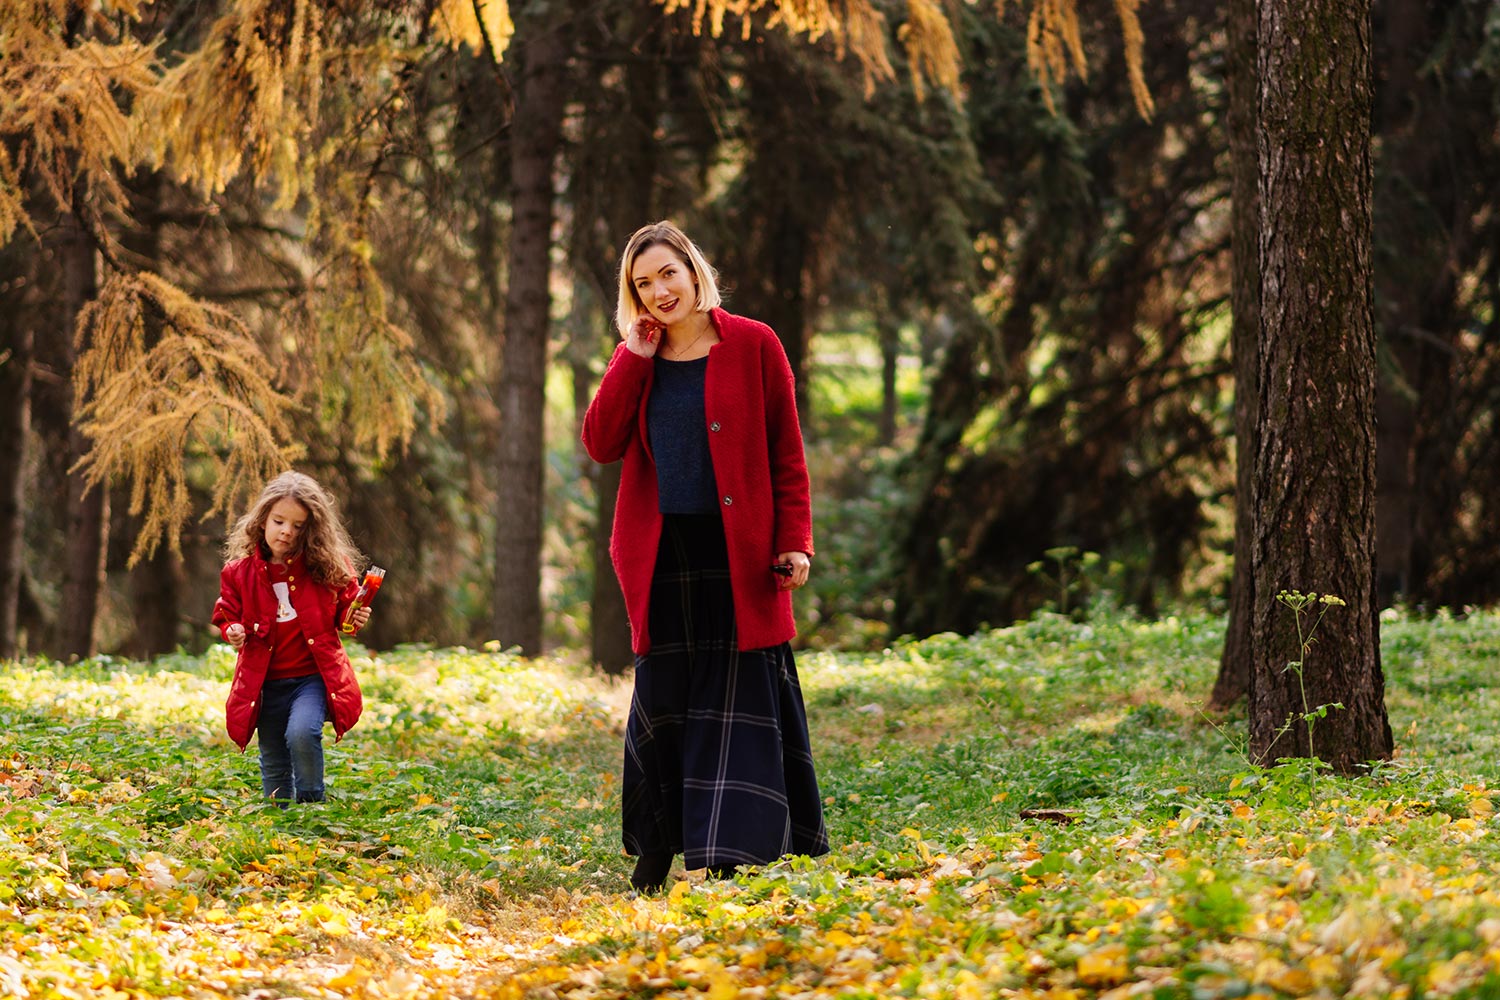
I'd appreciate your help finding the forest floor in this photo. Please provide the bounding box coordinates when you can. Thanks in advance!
[4,609,1500,998]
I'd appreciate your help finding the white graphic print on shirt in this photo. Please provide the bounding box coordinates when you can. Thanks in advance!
[272,581,297,622]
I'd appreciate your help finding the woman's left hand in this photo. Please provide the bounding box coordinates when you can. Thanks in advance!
[776,552,811,591]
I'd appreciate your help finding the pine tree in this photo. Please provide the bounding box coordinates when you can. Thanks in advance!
[1249,0,1392,772]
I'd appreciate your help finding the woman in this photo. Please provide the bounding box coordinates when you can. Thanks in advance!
[582,220,829,892]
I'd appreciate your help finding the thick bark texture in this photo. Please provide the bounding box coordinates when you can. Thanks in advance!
[1210,0,1259,708]
[1250,0,1393,771]
[492,15,567,655]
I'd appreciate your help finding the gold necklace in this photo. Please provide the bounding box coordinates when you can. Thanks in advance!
[664,324,710,360]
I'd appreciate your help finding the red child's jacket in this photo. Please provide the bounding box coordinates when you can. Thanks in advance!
[211,552,365,750]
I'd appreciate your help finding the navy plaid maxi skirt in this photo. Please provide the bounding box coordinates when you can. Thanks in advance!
[622,513,829,870]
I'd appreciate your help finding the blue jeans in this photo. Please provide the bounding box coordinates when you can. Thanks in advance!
[258,674,328,802]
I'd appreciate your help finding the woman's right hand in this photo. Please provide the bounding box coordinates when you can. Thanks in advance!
[225,623,246,649]
[625,316,663,358]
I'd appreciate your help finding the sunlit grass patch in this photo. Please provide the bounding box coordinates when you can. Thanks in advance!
[5,610,1500,996]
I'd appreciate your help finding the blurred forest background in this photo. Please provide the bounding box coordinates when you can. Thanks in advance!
[2,0,1498,672]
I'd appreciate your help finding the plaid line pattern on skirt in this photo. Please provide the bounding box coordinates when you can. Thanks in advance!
[622,513,829,870]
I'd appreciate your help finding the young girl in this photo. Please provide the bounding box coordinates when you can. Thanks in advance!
[212,471,370,803]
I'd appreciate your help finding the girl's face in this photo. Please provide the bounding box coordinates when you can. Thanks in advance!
[631,244,697,327]
[263,497,309,563]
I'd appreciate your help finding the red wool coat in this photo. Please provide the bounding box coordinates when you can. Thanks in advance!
[211,553,365,750]
[582,308,814,654]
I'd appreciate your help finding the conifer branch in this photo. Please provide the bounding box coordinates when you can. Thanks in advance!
[646,0,1150,116]
[900,0,961,104]
[71,271,301,564]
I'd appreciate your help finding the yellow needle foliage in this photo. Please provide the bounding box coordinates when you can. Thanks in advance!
[71,272,301,562]
[1004,0,1155,117]
[0,1,460,560]
[143,0,329,208]
[429,0,516,59]
[0,5,158,234]
[900,0,961,103]
[657,0,1150,115]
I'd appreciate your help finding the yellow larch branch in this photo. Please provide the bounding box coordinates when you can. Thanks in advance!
[1114,0,1155,119]
[430,0,515,61]
[72,271,301,564]
[900,0,962,104]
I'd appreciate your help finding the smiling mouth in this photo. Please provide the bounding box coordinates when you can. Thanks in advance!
[656,298,679,314]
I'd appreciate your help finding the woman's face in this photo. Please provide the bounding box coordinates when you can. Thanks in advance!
[263,497,309,563]
[630,244,697,326]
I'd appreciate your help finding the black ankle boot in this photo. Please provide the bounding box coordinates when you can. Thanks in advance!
[630,853,673,892]
[707,864,739,880]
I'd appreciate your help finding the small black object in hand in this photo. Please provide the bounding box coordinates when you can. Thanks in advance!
[771,563,794,577]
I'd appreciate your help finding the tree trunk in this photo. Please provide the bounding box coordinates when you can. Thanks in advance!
[763,204,810,416]
[1372,0,1457,609]
[126,535,184,656]
[877,299,900,448]
[1249,0,1392,772]
[0,320,31,659]
[566,283,633,675]
[1370,0,1422,607]
[565,16,661,676]
[58,213,108,660]
[733,46,833,419]
[1209,0,1258,708]
[122,172,185,658]
[492,13,567,655]
[590,461,631,674]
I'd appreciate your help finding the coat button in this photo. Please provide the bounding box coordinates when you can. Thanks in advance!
[307,638,315,645]
[722,495,733,506]
[710,421,721,432]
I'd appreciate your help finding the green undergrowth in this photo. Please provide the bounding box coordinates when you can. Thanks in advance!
[2,609,1500,998]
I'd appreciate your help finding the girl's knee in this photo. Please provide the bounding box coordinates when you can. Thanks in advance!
[286,723,324,754]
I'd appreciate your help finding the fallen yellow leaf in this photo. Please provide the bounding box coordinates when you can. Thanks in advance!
[326,962,371,990]
[1077,943,1129,986]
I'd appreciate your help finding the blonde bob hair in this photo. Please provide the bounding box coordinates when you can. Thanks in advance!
[614,221,722,336]
[225,471,363,589]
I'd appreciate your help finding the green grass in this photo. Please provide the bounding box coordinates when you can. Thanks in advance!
[3,610,1500,997]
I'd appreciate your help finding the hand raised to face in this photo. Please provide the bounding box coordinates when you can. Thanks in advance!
[625,316,664,358]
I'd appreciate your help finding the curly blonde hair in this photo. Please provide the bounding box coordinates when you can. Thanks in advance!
[225,471,363,589]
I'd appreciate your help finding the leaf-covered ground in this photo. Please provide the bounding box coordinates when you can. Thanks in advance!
[4,610,1500,998]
